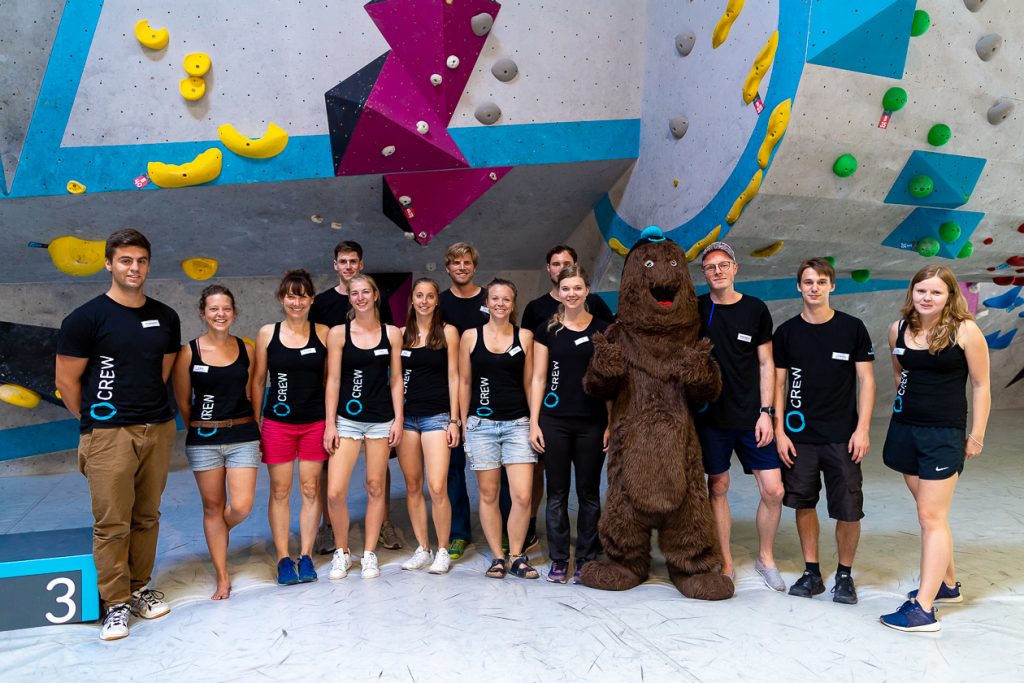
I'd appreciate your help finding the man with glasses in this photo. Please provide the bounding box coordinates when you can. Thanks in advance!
[694,242,786,591]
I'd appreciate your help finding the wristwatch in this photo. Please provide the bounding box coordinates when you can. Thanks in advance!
[449,418,462,427]
[759,406,776,417]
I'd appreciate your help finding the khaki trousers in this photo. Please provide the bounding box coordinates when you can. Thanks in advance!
[78,420,176,605]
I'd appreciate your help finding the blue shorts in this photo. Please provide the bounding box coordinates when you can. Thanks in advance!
[698,424,781,476]
[404,413,450,433]
[185,440,262,472]
[336,416,393,440]
[883,420,965,481]
[464,416,536,470]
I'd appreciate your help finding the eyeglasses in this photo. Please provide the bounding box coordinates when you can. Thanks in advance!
[701,261,735,274]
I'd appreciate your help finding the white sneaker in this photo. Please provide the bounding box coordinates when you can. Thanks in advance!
[402,546,434,571]
[428,548,451,575]
[329,549,352,580]
[100,603,130,641]
[361,551,380,579]
[129,587,170,619]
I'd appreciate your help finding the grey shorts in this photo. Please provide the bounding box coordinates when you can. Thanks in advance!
[464,416,536,470]
[336,416,393,440]
[185,440,262,472]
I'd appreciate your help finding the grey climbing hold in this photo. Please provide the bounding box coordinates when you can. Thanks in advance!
[976,34,1002,61]
[963,0,986,11]
[675,30,696,57]
[491,58,518,82]
[669,116,689,139]
[471,13,494,36]
[987,98,1014,125]
[475,102,502,125]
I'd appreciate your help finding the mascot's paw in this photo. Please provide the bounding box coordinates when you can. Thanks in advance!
[671,572,735,601]
[589,333,624,375]
[580,559,646,591]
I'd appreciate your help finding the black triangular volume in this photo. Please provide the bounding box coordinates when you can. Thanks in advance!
[324,51,390,174]
[0,320,63,406]
[1007,366,1024,388]
[382,180,414,236]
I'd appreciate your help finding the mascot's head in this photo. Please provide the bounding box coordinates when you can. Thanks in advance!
[618,226,699,334]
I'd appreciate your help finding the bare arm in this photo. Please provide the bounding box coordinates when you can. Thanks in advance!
[848,361,875,463]
[386,325,404,447]
[773,367,795,467]
[755,341,775,448]
[323,325,345,453]
[445,325,462,447]
[961,320,991,458]
[529,339,549,452]
[171,344,192,425]
[54,355,88,420]
[243,339,256,403]
[887,320,904,389]
[251,325,273,426]
[520,329,534,406]
[459,329,476,432]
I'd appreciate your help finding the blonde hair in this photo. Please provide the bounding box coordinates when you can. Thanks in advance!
[445,242,479,266]
[547,265,591,333]
[346,273,382,322]
[484,278,519,325]
[900,265,973,354]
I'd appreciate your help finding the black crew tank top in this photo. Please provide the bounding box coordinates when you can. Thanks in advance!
[339,321,394,423]
[469,326,529,420]
[892,321,969,428]
[263,322,326,424]
[402,345,449,417]
[187,337,259,445]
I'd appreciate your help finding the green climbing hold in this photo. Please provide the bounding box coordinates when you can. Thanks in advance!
[957,241,974,259]
[916,237,940,257]
[928,123,952,146]
[909,175,934,198]
[851,269,871,283]
[939,221,962,243]
[824,256,836,267]
[911,10,931,37]
[883,87,908,112]
[833,154,858,177]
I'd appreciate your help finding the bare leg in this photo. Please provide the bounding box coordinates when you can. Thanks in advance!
[397,431,429,549]
[795,509,819,563]
[195,468,230,599]
[914,475,959,611]
[752,468,784,567]
[835,521,860,567]
[297,460,324,556]
[421,431,451,549]
[363,439,391,554]
[476,469,504,557]
[904,474,957,586]
[505,463,534,556]
[706,472,733,576]
[267,462,296,560]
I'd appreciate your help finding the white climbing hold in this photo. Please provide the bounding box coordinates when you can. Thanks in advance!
[430,73,443,86]
[446,55,460,69]
[417,231,428,241]
[489,172,498,181]
[399,195,412,207]
[382,145,396,156]
[416,121,429,134]
[976,34,1002,61]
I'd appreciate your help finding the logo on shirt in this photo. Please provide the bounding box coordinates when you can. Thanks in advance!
[893,369,908,413]
[197,394,218,437]
[347,369,364,416]
[402,368,411,398]
[91,355,118,421]
[785,366,806,433]
[476,376,493,417]
[543,361,560,408]
[273,372,291,417]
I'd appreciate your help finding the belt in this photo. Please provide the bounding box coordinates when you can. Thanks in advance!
[189,416,256,429]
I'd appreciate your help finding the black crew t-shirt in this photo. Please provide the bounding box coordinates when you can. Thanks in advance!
[57,294,181,433]
[339,322,394,423]
[186,337,260,446]
[263,323,326,424]
[310,287,392,328]
[521,293,615,335]
[696,293,773,430]
[440,288,489,334]
[469,327,529,420]
[773,310,874,444]
[534,318,609,419]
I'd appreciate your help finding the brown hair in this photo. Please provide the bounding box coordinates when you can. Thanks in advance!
[547,265,591,332]
[276,269,316,299]
[105,228,151,260]
[445,242,480,266]
[198,284,236,315]
[901,265,973,355]
[485,278,519,325]
[546,244,578,264]
[333,240,363,260]
[346,273,382,322]
[796,257,836,284]
[402,278,446,350]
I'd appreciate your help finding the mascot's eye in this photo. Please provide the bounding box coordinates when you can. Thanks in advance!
[670,260,678,267]
[644,259,654,268]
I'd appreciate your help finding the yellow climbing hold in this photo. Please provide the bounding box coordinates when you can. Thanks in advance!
[726,170,762,224]
[757,98,791,168]
[712,0,745,49]
[182,257,219,281]
[751,240,784,258]
[180,76,206,101]
[0,384,41,409]
[46,235,106,276]
[134,19,169,50]
[147,148,222,188]
[609,238,630,257]
[217,122,289,159]
[66,180,86,194]
[685,225,722,262]
[743,31,778,104]
[183,52,211,77]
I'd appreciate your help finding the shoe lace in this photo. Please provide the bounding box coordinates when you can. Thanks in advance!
[106,604,130,626]
[137,589,164,607]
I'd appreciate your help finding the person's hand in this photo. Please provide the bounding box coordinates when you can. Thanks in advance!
[602,426,610,452]
[529,423,545,453]
[446,422,460,448]
[965,433,984,460]
[848,428,870,464]
[388,421,402,448]
[323,424,339,455]
[776,431,797,468]
[754,412,774,448]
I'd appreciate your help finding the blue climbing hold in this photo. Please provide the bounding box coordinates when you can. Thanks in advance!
[982,286,1022,310]
[985,328,1017,350]
[641,226,666,242]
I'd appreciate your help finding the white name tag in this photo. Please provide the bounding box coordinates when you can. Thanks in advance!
[141,320,160,328]
[192,365,209,373]
[832,352,850,361]
[737,333,752,343]
[574,336,590,346]
[374,349,389,356]
[893,347,905,356]
[508,346,522,356]
[479,306,490,314]
[300,348,317,356]
[401,350,412,357]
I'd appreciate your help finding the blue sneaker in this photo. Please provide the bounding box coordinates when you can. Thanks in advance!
[908,581,962,604]
[297,554,318,583]
[880,600,941,632]
[277,557,299,585]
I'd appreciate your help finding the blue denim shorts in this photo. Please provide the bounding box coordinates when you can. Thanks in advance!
[185,440,262,472]
[403,413,450,433]
[464,416,536,470]
[336,416,393,440]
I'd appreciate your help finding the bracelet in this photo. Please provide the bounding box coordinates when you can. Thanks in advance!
[968,433,984,448]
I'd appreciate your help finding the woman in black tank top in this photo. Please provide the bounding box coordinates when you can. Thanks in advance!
[323,274,404,580]
[395,278,462,574]
[459,278,539,579]
[252,270,330,586]
[172,285,260,600]
[880,266,990,633]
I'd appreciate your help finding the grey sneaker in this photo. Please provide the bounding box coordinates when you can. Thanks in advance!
[129,587,170,619]
[754,559,786,592]
[378,521,403,550]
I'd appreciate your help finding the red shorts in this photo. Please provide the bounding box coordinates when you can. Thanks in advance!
[261,418,328,464]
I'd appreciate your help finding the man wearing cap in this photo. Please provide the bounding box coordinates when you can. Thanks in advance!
[694,242,786,591]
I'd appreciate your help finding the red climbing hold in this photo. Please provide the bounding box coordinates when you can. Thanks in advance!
[983,237,994,245]
[994,276,1014,285]
[1018,224,1024,233]
[1007,256,1024,267]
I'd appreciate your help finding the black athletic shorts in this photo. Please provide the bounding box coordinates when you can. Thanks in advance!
[781,442,864,522]
[882,420,965,481]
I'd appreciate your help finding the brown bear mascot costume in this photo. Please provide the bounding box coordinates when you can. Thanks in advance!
[580,226,734,600]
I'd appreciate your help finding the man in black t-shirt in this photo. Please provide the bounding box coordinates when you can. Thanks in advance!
[55,229,180,641]
[520,244,614,334]
[695,242,786,591]
[773,257,875,605]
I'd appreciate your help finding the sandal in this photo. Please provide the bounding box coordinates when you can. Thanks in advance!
[509,554,539,580]
[485,557,507,579]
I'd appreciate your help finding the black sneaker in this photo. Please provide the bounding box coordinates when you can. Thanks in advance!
[524,532,540,553]
[788,571,826,598]
[831,572,858,604]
